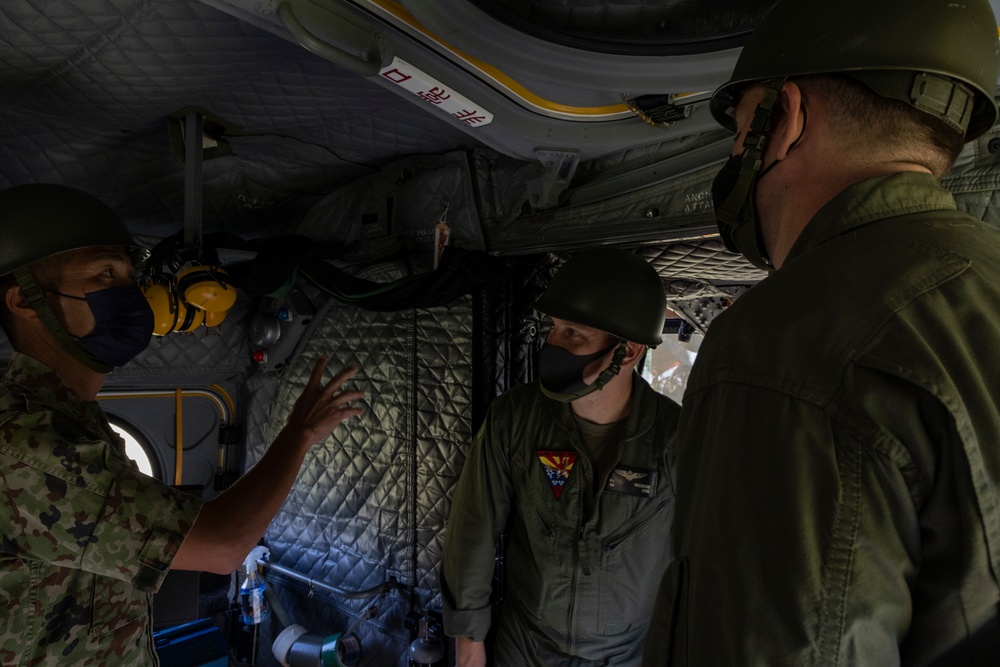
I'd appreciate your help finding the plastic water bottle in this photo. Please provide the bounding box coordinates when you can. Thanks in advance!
[240,545,270,625]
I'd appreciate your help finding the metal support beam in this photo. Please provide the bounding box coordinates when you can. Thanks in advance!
[183,111,204,255]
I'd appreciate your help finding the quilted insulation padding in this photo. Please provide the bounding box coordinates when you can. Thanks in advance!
[246,294,474,666]
[246,372,282,451]
[638,240,764,286]
[295,151,487,273]
[943,125,1000,232]
[0,0,478,239]
[102,294,255,386]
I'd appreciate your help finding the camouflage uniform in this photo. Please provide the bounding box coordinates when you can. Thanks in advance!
[0,353,203,666]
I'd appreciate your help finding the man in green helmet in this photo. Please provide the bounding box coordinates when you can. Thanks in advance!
[441,247,679,666]
[644,0,1000,665]
[0,184,365,665]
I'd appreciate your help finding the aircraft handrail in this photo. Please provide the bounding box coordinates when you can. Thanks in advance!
[258,558,400,600]
[277,1,386,77]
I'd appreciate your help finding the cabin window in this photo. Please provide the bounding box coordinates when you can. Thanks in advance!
[642,328,703,405]
[109,419,158,479]
[98,387,235,496]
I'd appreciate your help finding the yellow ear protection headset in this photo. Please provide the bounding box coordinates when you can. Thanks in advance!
[175,265,237,315]
[140,235,237,335]
[142,272,206,336]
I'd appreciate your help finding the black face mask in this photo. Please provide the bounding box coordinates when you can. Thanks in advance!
[538,341,622,403]
[711,152,782,271]
[49,284,155,368]
[711,78,795,272]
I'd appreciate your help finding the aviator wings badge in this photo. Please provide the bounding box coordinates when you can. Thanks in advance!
[617,469,646,482]
[606,465,658,498]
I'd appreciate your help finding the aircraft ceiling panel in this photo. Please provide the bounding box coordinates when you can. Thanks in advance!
[0,0,479,236]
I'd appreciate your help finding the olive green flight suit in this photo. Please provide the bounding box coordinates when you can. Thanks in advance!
[443,374,679,666]
[646,173,1000,666]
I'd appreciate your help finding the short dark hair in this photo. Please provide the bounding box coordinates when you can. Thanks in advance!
[794,74,965,178]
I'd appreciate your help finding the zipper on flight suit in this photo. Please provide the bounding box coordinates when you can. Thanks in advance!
[578,472,592,577]
[567,470,586,658]
[578,431,630,575]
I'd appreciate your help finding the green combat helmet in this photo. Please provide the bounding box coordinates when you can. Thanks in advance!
[710,0,1000,141]
[0,184,142,372]
[534,247,667,402]
[535,247,666,347]
[0,184,137,276]
[708,0,1000,270]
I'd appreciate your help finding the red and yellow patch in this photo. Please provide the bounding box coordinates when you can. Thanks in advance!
[537,450,578,499]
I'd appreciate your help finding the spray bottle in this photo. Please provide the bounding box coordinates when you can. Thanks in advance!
[240,545,271,626]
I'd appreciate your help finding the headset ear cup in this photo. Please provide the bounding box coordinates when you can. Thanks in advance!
[176,303,205,332]
[203,309,227,328]
[142,278,180,336]
[176,266,237,314]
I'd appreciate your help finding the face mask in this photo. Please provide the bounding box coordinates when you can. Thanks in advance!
[49,284,155,368]
[538,341,622,403]
[711,153,780,271]
[711,78,792,272]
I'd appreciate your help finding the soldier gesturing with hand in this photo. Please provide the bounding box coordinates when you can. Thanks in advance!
[0,184,364,666]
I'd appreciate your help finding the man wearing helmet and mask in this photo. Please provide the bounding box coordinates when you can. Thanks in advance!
[0,184,364,665]
[441,247,679,666]
[644,0,1000,665]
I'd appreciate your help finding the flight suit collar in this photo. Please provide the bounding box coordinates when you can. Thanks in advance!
[785,171,957,265]
[551,371,658,444]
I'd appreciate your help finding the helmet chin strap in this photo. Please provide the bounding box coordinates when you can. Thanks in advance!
[716,78,785,271]
[14,268,113,373]
[539,341,629,403]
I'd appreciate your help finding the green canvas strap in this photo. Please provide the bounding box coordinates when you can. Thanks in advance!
[13,267,111,373]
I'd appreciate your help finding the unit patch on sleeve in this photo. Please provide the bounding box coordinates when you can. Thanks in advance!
[606,465,657,498]
[537,450,578,499]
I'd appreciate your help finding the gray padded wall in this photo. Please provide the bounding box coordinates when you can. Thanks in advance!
[246,293,474,666]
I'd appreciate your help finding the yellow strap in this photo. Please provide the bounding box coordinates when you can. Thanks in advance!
[174,388,183,486]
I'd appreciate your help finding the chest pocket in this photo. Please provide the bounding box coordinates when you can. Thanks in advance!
[597,489,674,633]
